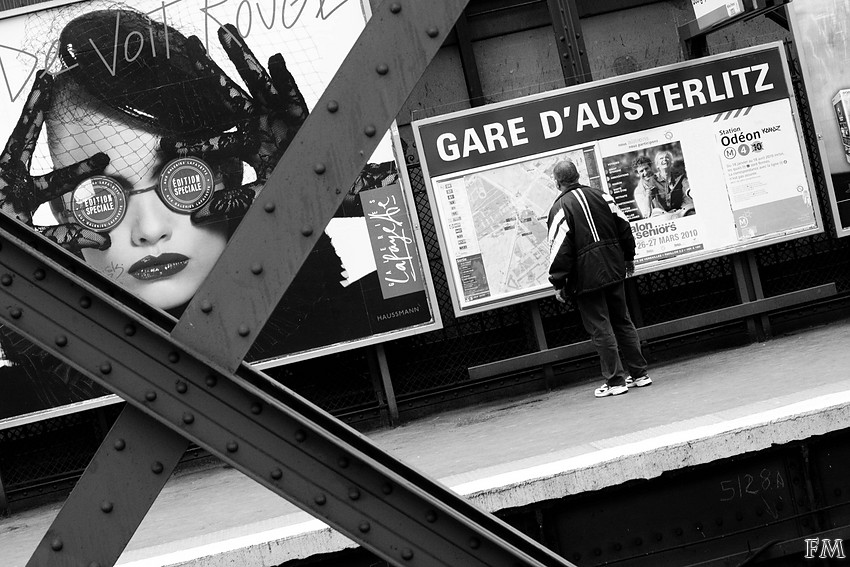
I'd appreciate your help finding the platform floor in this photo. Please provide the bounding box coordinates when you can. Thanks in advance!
[4,318,850,566]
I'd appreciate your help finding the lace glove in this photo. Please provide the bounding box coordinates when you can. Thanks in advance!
[161,25,308,225]
[1,72,110,254]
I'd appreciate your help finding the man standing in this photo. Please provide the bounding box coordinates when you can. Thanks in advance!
[547,159,652,397]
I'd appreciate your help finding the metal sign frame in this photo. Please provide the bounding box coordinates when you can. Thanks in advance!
[412,42,823,317]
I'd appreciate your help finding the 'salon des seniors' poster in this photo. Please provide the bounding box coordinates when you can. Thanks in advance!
[0,0,440,420]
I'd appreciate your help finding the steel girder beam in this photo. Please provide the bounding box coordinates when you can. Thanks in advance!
[0,2,578,565]
[546,0,591,86]
[0,213,576,567]
[28,405,189,567]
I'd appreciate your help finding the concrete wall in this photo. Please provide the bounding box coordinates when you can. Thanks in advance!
[582,1,790,79]
[398,1,791,151]
[473,26,565,104]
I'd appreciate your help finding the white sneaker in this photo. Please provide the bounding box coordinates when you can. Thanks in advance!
[594,383,629,398]
[626,375,653,388]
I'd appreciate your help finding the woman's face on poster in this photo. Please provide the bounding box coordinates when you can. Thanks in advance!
[655,153,672,170]
[48,96,229,311]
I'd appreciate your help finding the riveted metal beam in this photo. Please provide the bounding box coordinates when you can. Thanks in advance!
[455,10,486,107]
[27,405,188,567]
[0,220,574,566]
[547,0,591,86]
[172,0,471,373]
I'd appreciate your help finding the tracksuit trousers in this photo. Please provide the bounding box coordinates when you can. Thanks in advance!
[575,281,648,387]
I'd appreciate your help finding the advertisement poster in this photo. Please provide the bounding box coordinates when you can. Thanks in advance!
[788,0,850,235]
[414,43,821,316]
[0,0,440,421]
[602,140,703,266]
[713,100,815,239]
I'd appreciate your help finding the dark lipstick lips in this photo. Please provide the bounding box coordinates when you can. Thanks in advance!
[128,253,189,281]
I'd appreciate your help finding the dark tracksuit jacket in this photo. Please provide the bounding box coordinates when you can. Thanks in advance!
[547,182,636,295]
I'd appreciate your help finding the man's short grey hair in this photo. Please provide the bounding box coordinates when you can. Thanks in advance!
[553,160,580,185]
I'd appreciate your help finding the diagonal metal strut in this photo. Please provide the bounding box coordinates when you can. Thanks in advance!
[172,0,462,372]
[0,217,576,566]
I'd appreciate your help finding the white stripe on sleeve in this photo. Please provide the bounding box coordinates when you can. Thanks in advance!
[548,208,565,245]
[548,210,569,267]
[603,192,630,222]
[574,189,600,242]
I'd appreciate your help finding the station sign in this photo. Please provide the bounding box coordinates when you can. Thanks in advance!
[414,43,821,316]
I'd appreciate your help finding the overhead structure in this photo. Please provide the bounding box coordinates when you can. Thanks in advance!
[0,0,577,566]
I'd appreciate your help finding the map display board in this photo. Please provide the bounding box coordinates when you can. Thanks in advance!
[430,145,603,308]
[414,43,822,316]
[0,0,441,422]
[788,1,850,236]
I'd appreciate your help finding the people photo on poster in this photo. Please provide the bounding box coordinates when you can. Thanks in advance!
[788,0,850,235]
[603,140,703,266]
[605,142,695,222]
[413,42,821,316]
[0,0,440,421]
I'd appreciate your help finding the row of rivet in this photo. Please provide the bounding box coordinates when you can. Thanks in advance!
[67,312,246,454]
[1,267,47,286]
[49,537,103,567]
[47,435,143,562]
[318,443,487,563]
[138,364,254,455]
[1,267,44,285]
[277,435,430,562]
[45,295,132,350]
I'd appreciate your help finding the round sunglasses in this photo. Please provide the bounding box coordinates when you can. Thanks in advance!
[69,157,216,233]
